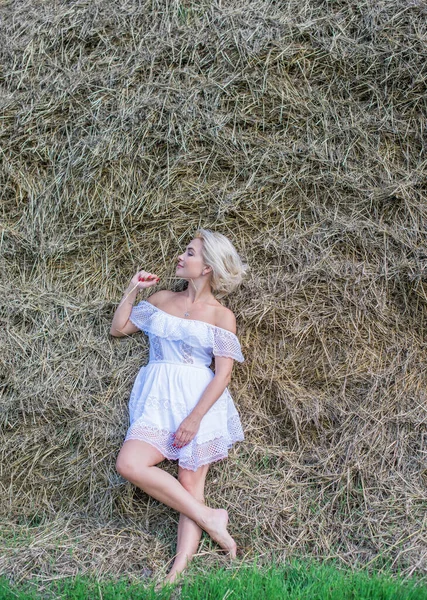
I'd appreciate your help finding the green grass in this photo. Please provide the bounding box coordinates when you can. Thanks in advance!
[1,561,426,600]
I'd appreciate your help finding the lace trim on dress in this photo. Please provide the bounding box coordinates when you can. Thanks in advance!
[124,415,244,471]
[129,301,244,362]
[179,341,194,364]
[151,335,164,360]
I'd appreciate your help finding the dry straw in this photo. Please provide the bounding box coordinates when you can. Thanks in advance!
[1,0,427,581]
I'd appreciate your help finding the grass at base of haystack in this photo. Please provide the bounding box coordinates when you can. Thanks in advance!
[1,561,426,600]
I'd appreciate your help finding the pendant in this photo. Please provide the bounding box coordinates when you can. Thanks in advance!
[184,312,190,317]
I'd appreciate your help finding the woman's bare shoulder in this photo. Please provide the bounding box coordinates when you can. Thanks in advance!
[146,289,177,307]
[214,304,237,334]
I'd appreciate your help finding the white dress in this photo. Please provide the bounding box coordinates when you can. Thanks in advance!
[124,300,245,471]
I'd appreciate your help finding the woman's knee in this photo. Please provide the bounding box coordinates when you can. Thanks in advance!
[116,449,143,482]
[116,440,164,482]
[116,453,136,481]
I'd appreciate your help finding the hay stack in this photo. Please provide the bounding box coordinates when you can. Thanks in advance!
[1,0,426,579]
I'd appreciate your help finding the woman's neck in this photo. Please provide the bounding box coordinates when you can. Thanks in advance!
[185,279,213,304]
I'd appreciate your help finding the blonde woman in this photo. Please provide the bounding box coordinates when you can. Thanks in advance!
[111,229,246,583]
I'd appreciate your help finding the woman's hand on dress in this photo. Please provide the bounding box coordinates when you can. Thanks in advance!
[173,414,201,448]
[131,270,160,290]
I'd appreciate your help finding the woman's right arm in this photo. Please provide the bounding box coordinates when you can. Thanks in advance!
[110,270,160,337]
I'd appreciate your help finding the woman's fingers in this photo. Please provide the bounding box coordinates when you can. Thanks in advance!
[135,271,160,287]
[173,416,200,448]
[173,430,184,448]
[138,272,157,281]
[174,437,189,448]
[173,431,194,448]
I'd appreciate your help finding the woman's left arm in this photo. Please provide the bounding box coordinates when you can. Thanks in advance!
[172,356,234,448]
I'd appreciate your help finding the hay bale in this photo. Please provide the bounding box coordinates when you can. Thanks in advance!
[1,0,426,579]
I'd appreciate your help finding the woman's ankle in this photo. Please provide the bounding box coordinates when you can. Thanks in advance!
[197,505,216,529]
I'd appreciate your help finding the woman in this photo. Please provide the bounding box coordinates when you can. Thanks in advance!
[110,229,246,583]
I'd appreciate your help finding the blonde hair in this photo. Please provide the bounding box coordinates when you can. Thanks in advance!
[194,229,247,298]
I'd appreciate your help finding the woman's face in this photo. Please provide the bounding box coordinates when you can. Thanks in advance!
[176,238,207,280]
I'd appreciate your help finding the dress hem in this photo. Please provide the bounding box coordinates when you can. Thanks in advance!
[124,431,244,472]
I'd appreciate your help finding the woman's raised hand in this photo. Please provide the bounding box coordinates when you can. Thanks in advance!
[131,270,160,289]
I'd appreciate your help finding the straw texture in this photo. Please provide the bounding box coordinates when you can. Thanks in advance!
[1,0,426,579]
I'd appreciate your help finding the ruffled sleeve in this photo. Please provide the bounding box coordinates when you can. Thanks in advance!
[212,328,244,363]
[129,301,157,333]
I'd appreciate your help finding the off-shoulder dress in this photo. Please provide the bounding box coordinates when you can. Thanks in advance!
[124,300,245,471]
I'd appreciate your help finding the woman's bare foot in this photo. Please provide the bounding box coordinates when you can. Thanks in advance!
[154,574,177,592]
[200,508,237,558]
[164,567,182,584]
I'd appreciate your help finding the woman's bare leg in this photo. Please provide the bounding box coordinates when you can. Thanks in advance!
[116,440,236,556]
[165,465,209,583]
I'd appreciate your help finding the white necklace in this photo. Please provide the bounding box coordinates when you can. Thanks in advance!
[184,293,207,318]
[184,297,190,318]
[184,281,196,318]
[184,280,210,318]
